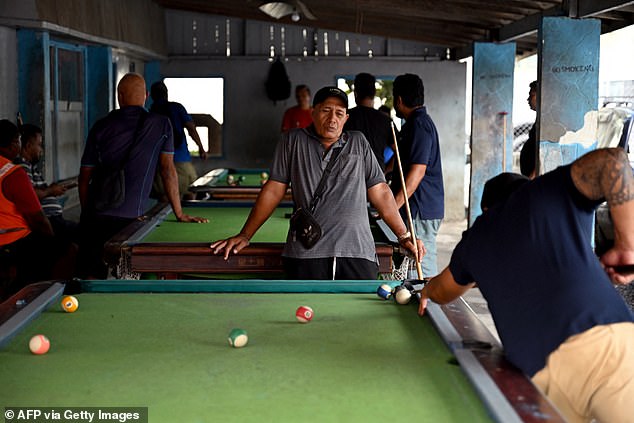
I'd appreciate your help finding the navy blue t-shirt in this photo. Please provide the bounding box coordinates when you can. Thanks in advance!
[151,99,193,163]
[81,106,174,218]
[450,165,633,376]
[391,107,444,220]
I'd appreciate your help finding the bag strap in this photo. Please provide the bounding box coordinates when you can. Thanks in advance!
[98,110,148,170]
[308,144,344,213]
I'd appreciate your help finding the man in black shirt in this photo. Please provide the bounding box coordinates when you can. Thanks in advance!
[344,73,393,170]
[520,80,538,178]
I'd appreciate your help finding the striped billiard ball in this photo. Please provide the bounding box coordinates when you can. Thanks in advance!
[295,305,313,323]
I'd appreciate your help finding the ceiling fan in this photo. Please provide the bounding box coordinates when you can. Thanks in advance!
[259,1,317,22]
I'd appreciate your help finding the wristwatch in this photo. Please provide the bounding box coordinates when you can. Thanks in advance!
[397,231,411,243]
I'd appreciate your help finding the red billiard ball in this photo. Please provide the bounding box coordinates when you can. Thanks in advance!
[29,335,50,355]
[295,305,313,323]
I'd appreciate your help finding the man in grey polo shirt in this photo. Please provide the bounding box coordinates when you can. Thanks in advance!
[211,86,423,279]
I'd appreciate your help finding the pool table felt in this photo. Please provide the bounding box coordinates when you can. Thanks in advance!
[0,293,492,423]
[142,207,292,243]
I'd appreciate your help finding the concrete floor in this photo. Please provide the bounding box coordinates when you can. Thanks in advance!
[436,219,500,342]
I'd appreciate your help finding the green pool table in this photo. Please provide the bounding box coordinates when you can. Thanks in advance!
[104,202,393,279]
[189,168,292,201]
[0,280,564,423]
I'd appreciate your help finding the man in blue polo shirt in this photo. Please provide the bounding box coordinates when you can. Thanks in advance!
[419,148,634,422]
[149,81,207,201]
[77,73,206,279]
[392,73,444,277]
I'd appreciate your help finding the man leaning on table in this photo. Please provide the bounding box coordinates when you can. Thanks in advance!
[211,86,424,279]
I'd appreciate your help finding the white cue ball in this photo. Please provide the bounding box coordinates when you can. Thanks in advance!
[394,287,412,305]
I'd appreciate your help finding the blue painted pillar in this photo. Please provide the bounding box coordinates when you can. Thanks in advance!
[17,29,49,127]
[469,42,516,225]
[86,46,113,130]
[537,17,600,173]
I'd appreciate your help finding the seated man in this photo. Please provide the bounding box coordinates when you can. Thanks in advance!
[14,123,78,244]
[419,148,634,422]
[0,120,74,298]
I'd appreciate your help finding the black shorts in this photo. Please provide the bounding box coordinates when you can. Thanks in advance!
[283,257,378,280]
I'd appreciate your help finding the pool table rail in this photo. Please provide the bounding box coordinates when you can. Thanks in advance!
[427,297,566,423]
[128,242,394,279]
[0,281,64,349]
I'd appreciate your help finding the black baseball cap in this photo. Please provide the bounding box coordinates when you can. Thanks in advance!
[312,86,348,109]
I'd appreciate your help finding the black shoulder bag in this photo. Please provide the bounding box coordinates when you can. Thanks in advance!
[91,111,147,212]
[290,146,343,249]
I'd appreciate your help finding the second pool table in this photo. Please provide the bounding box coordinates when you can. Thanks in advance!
[189,168,292,201]
[104,202,393,279]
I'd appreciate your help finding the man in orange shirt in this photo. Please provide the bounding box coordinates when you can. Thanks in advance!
[0,119,73,298]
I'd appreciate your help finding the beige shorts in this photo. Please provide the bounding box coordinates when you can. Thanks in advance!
[152,161,198,199]
[531,322,634,423]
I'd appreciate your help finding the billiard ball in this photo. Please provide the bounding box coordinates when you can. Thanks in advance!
[227,175,235,184]
[29,334,50,355]
[61,295,78,313]
[376,284,393,300]
[237,176,246,185]
[394,285,412,305]
[228,328,248,348]
[260,172,269,180]
[295,305,313,323]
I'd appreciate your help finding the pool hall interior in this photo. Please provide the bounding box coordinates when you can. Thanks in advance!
[1,1,634,422]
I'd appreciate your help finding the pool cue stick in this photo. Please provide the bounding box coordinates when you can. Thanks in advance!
[502,112,506,170]
[390,122,423,280]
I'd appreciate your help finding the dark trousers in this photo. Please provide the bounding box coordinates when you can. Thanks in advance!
[76,213,135,279]
[283,257,378,280]
[49,214,79,245]
[1,232,70,299]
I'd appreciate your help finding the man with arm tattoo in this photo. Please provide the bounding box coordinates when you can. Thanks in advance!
[418,148,634,423]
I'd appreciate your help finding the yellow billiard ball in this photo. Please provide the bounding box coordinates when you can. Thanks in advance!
[61,295,79,313]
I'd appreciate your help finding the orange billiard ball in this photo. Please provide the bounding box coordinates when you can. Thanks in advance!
[61,295,78,313]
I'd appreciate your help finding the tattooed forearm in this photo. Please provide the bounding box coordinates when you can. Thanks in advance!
[571,148,634,205]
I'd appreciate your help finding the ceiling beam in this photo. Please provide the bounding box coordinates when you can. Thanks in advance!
[496,4,565,41]
[578,0,634,17]
[154,0,634,60]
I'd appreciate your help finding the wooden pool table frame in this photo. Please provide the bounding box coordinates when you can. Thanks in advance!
[103,203,394,279]
[0,280,566,423]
